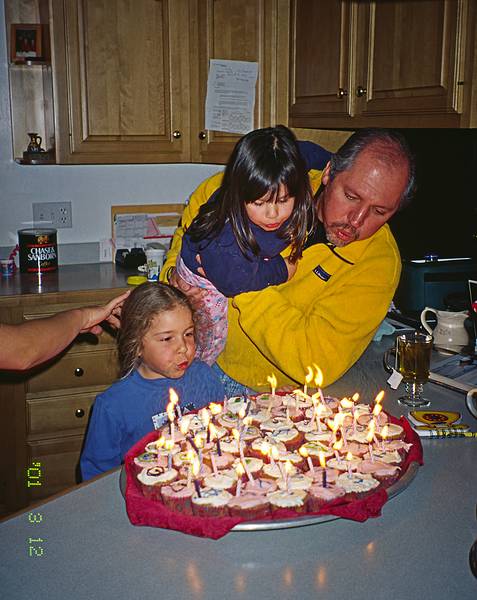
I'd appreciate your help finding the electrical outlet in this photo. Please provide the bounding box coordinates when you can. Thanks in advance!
[33,201,72,229]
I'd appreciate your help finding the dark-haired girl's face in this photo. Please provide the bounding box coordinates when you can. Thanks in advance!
[245,183,295,231]
[137,306,195,379]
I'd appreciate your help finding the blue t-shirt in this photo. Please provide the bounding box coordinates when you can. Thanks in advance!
[80,360,225,481]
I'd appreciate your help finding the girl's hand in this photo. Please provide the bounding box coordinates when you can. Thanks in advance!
[169,268,207,309]
[284,257,297,281]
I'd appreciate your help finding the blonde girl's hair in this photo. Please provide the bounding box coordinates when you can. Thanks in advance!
[117,282,193,377]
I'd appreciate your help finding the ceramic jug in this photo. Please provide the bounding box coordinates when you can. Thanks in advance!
[420,307,469,352]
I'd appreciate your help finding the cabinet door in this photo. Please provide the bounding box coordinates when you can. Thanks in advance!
[192,0,282,164]
[289,0,355,128]
[51,0,191,163]
[357,0,468,126]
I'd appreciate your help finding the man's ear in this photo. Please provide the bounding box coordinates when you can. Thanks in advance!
[321,161,331,185]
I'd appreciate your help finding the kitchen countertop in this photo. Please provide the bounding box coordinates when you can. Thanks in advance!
[0,263,135,298]
[1,338,476,599]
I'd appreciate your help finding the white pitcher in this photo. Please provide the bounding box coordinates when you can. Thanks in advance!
[420,307,469,353]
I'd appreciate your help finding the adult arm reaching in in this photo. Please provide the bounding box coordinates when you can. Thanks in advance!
[0,290,130,371]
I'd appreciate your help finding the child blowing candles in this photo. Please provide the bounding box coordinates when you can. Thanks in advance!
[80,283,225,481]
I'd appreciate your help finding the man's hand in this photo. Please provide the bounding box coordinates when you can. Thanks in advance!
[169,268,207,309]
[79,290,131,334]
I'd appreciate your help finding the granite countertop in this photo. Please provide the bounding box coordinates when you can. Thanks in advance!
[0,263,136,297]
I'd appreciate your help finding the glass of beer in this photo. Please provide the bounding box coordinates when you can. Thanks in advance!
[395,332,433,407]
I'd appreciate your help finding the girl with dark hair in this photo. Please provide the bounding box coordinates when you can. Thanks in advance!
[80,282,225,481]
[176,125,316,365]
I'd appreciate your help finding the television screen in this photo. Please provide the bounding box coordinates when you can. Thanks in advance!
[388,129,477,261]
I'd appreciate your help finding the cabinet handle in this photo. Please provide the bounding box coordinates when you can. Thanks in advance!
[198,131,207,140]
[337,87,348,99]
[356,85,367,97]
[74,367,84,377]
[75,408,85,418]
[172,130,182,139]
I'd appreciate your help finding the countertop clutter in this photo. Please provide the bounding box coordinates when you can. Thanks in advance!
[1,338,477,599]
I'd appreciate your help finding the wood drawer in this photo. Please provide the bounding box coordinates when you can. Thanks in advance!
[27,349,119,393]
[27,390,101,436]
[27,436,84,500]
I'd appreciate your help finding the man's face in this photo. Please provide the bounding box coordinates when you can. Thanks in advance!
[317,149,408,247]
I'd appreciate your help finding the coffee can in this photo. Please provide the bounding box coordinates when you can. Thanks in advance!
[18,228,58,273]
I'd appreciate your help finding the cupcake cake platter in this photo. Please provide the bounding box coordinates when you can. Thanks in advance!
[121,389,423,538]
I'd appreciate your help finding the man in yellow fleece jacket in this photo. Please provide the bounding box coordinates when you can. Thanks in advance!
[161,128,415,392]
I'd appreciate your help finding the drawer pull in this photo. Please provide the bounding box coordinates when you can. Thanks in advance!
[75,408,85,418]
[74,367,84,377]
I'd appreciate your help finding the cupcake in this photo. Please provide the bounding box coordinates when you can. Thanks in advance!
[336,472,380,501]
[307,483,346,512]
[358,459,401,487]
[276,472,313,492]
[240,426,262,444]
[137,466,178,500]
[228,494,270,520]
[160,479,194,514]
[267,427,303,451]
[267,489,308,514]
[242,478,278,496]
[255,393,283,410]
[191,487,232,518]
[233,456,264,476]
[202,450,235,470]
[133,452,164,474]
[202,472,236,493]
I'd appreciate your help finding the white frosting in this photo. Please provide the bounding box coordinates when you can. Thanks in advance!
[192,487,232,507]
[137,466,177,486]
[337,472,379,494]
[277,473,313,491]
[227,396,248,414]
[267,489,306,508]
[233,456,264,473]
[203,473,235,490]
[260,416,294,431]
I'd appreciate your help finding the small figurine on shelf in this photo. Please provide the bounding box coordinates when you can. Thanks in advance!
[21,133,54,164]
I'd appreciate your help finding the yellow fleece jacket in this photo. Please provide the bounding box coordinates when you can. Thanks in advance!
[161,169,401,389]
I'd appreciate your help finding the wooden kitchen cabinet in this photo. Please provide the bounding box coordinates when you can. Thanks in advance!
[47,0,287,164]
[0,287,127,515]
[289,0,477,128]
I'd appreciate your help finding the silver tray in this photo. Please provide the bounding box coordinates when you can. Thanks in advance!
[119,461,419,532]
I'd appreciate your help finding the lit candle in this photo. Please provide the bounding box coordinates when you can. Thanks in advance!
[235,463,245,497]
[366,421,376,462]
[303,366,313,397]
[284,460,293,493]
[266,373,277,417]
[380,424,389,451]
[319,451,327,488]
[270,445,279,467]
[192,457,201,496]
[299,446,315,476]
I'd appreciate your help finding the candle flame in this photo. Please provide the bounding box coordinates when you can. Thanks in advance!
[156,435,166,449]
[194,433,203,449]
[318,451,326,469]
[340,398,354,410]
[166,402,175,422]
[366,420,376,443]
[200,408,210,428]
[313,364,323,388]
[267,373,277,391]
[352,392,360,402]
[305,366,314,385]
[345,451,354,461]
[381,424,389,440]
[326,418,339,433]
[235,462,245,477]
[270,445,280,460]
[231,428,240,442]
[169,388,179,405]
[192,456,200,477]
[372,403,383,417]
[374,390,385,404]
[209,422,218,440]
[335,412,345,427]
[165,439,175,451]
[299,446,309,458]
[208,402,222,416]
[284,459,294,474]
